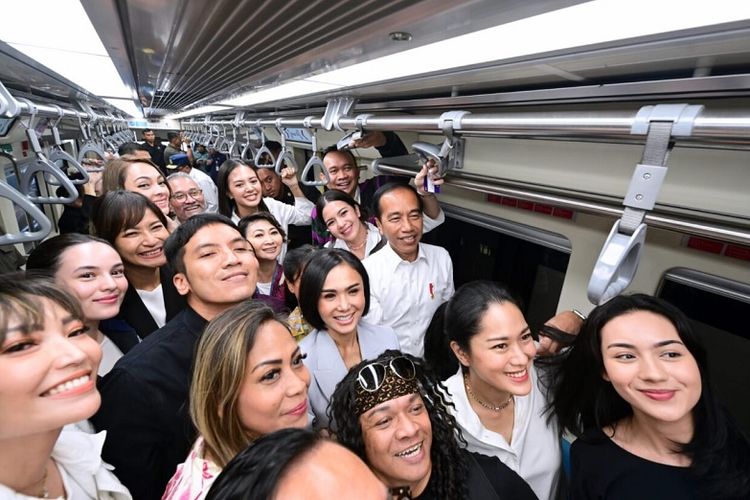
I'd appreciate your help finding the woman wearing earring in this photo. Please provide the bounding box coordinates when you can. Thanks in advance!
[238,213,288,313]
[92,191,186,339]
[316,189,385,260]
[163,301,310,500]
[442,281,561,500]
[551,294,750,499]
[298,248,399,429]
[26,234,139,375]
[0,274,131,499]
[217,160,312,260]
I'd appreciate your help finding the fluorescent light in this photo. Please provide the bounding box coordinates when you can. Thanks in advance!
[0,0,137,104]
[207,0,750,110]
[218,79,341,107]
[104,98,143,119]
[168,105,233,120]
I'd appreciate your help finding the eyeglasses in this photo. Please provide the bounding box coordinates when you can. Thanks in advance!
[357,356,416,392]
[170,188,203,202]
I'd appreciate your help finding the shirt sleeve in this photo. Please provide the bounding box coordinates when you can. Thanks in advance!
[423,207,445,233]
[92,369,172,500]
[267,197,314,229]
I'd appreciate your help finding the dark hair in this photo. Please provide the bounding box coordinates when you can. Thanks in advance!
[91,190,170,246]
[549,293,750,498]
[167,132,180,142]
[371,183,423,220]
[322,144,357,168]
[238,212,287,243]
[422,301,454,380]
[101,157,166,196]
[282,244,317,282]
[328,350,469,500]
[205,428,322,500]
[314,189,366,228]
[0,273,83,344]
[164,213,239,275]
[117,142,146,156]
[217,159,268,217]
[142,128,154,135]
[265,140,281,156]
[298,248,370,331]
[26,233,114,276]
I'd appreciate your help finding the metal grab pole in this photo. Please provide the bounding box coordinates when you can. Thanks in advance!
[372,162,750,247]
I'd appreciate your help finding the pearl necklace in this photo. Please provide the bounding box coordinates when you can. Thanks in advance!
[463,373,513,412]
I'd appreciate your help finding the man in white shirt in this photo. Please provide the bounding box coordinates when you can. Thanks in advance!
[167,152,219,213]
[363,183,454,357]
[167,173,207,223]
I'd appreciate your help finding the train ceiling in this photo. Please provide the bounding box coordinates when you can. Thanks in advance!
[1,0,749,118]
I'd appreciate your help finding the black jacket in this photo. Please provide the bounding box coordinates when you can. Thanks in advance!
[92,307,208,500]
[117,266,187,339]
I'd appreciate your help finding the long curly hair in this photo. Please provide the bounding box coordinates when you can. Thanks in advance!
[327,350,468,500]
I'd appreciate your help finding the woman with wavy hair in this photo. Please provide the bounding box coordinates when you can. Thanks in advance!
[550,294,750,499]
[163,301,310,500]
[328,350,537,500]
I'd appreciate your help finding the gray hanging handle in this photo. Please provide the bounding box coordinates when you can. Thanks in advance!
[46,105,89,185]
[254,128,276,169]
[300,122,330,186]
[16,99,78,204]
[0,180,52,244]
[274,122,297,174]
[241,128,259,164]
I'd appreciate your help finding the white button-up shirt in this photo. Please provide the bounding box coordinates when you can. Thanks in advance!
[444,366,562,500]
[363,242,454,357]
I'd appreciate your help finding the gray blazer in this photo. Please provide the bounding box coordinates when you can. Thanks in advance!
[299,320,400,428]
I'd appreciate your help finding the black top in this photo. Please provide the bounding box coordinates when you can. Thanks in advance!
[57,194,95,235]
[142,140,166,168]
[116,265,187,339]
[99,318,140,354]
[570,428,697,500]
[92,306,208,500]
[413,450,537,500]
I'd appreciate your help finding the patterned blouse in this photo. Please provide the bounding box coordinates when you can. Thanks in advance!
[162,437,221,500]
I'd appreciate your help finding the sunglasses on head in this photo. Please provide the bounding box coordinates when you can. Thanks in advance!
[357,356,416,392]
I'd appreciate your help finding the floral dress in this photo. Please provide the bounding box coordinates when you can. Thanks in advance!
[162,437,221,500]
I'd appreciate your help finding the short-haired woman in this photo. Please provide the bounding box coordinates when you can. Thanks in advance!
[238,212,288,313]
[92,191,186,338]
[298,248,399,428]
[315,189,385,260]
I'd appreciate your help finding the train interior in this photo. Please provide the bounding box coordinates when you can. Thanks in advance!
[1,0,749,433]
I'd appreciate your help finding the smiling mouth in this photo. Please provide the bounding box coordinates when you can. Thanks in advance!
[334,313,355,323]
[506,368,528,380]
[94,294,120,303]
[42,374,92,397]
[138,248,163,258]
[223,272,248,282]
[395,442,423,458]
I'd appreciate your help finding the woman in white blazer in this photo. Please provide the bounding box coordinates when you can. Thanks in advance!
[298,249,400,429]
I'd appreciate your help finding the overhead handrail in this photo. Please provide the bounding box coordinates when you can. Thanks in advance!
[300,118,330,186]
[335,113,372,150]
[46,105,89,185]
[16,98,78,204]
[274,121,298,174]
[253,128,276,169]
[587,104,704,305]
[0,179,52,244]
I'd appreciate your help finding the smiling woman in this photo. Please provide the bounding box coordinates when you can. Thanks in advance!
[25,233,140,375]
[92,191,186,339]
[551,294,750,499]
[163,301,310,500]
[239,212,288,313]
[0,274,131,499]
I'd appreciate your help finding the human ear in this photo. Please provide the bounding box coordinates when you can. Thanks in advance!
[173,272,191,296]
[450,341,470,368]
[375,217,384,235]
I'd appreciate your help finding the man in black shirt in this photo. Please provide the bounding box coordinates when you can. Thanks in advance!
[141,128,165,169]
[92,214,259,500]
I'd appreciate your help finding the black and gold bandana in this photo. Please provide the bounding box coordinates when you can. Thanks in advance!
[355,368,419,415]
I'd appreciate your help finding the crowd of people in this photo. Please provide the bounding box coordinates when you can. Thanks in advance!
[0,129,748,500]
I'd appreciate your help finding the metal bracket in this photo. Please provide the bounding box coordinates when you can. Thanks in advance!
[411,110,470,178]
[321,96,357,131]
[631,104,704,137]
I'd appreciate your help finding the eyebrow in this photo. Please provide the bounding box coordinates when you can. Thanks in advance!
[485,325,531,343]
[251,347,301,373]
[133,176,156,182]
[321,283,360,294]
[606,339,685,350]
[6,314,78,335]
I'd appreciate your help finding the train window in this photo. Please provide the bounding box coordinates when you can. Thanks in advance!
[0,117,16,137]
[657,268,750,434]
[423,203,571,330]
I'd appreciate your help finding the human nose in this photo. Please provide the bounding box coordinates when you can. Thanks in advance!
[508,341,530,366]
[99,273,118,291]
[221,246,241,267]
[288,366,310,396]
[51,336,93,369]
[638,354,668,382]
[336,293,350,310]
[394,413,419,440]
[142,231,160,247]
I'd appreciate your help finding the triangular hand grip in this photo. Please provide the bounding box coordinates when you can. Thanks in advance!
[0,180,52,244]
[18,157,78,204]
[300,155,329,186]
[254,145,276,169]
[47,146,90,185]
[78,141,106,163]
[274,150,297,174]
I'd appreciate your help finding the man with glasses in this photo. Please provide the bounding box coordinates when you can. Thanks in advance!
[168,173,207,222]
[167,152,219,213]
